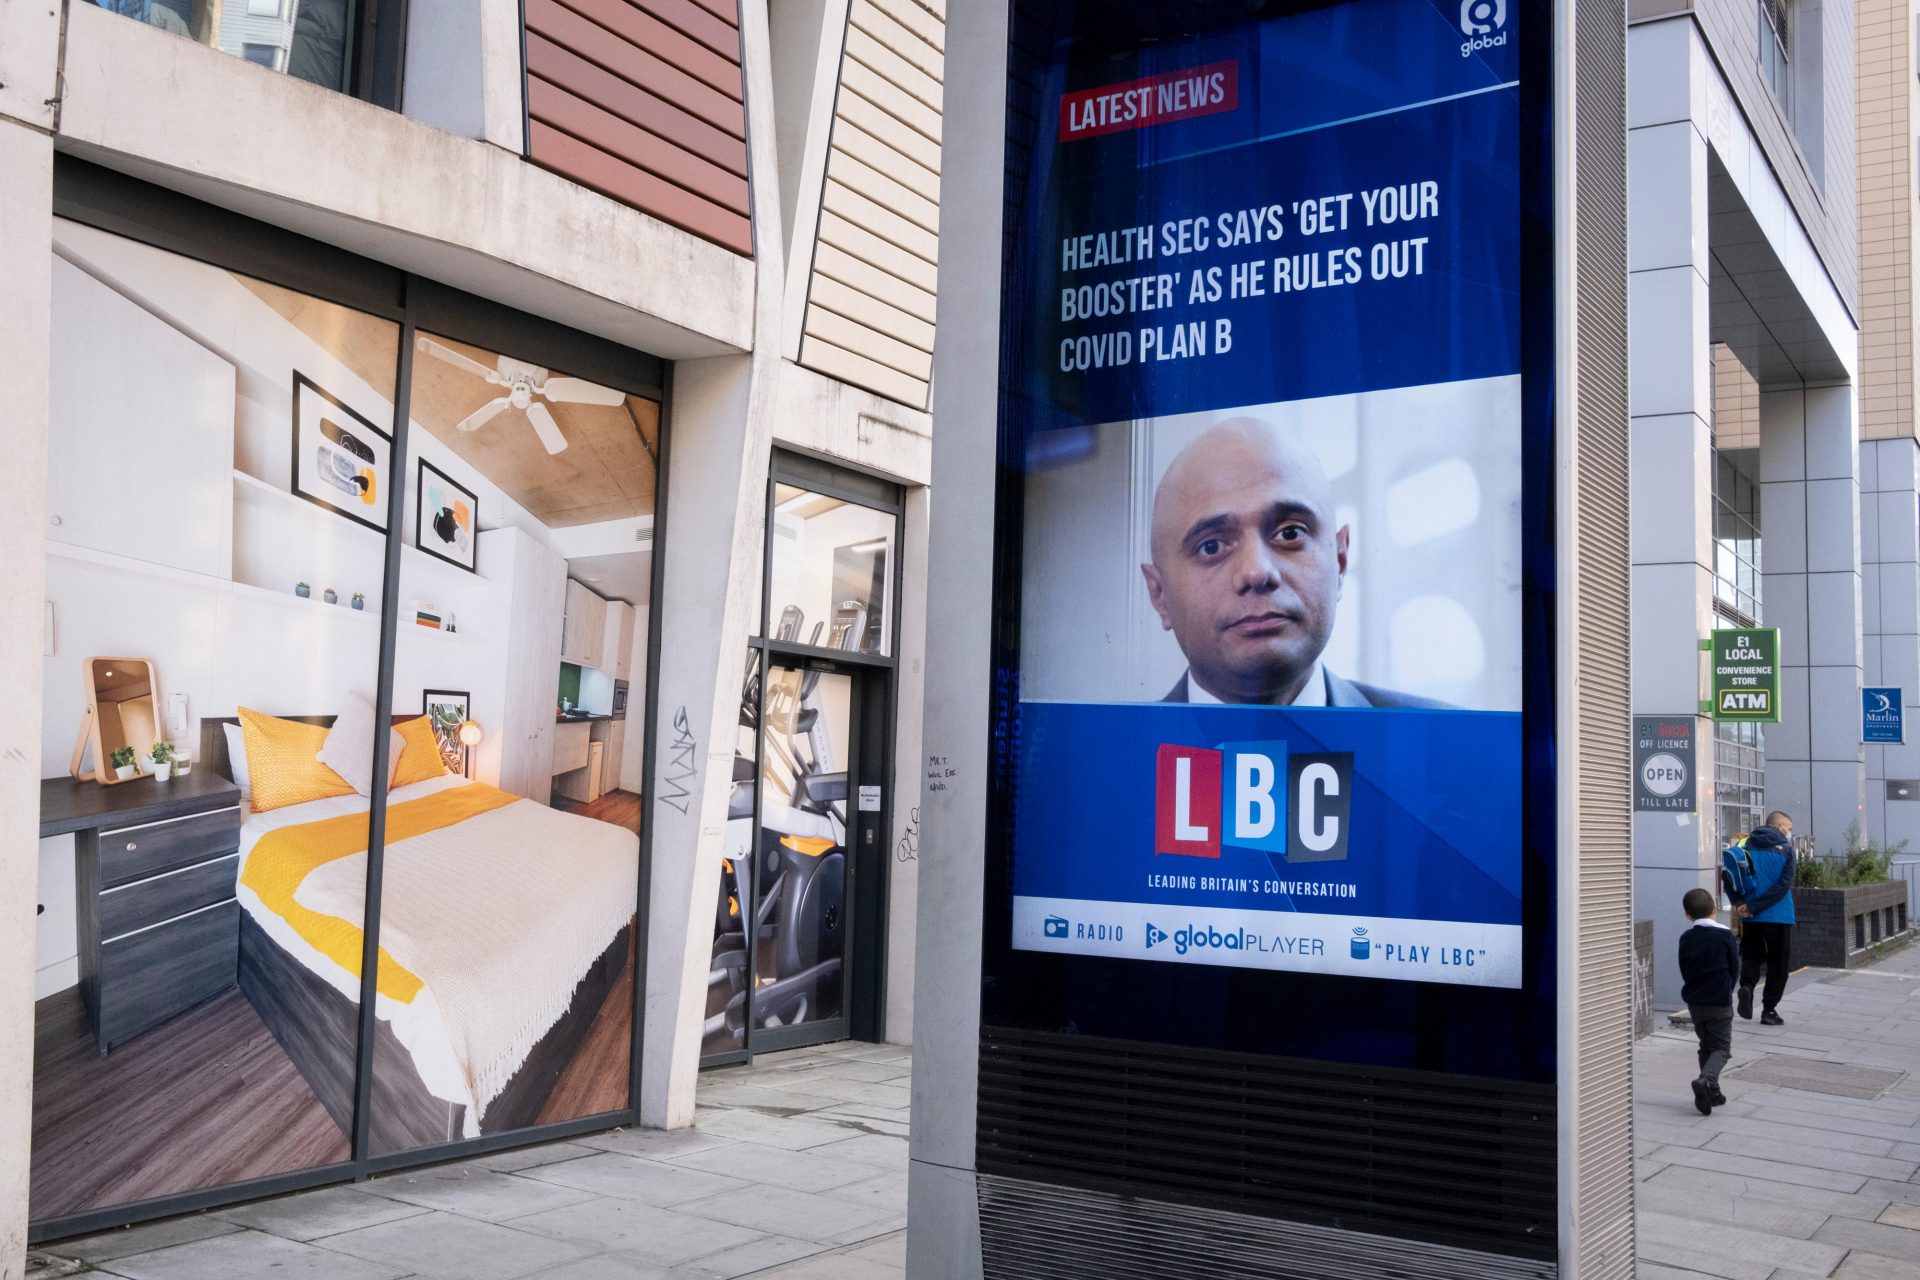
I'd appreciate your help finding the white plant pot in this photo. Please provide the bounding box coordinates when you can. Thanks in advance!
[114,765,135,781]
[152,762,173,781]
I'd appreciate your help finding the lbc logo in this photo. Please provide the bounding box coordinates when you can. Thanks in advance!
[1154,742,1352,862]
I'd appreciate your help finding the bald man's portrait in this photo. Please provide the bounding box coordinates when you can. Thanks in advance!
[1015,379,1523,710]
[1142,418,1443,709]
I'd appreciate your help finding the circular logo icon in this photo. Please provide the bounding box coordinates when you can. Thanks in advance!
[1640,752,1687,798]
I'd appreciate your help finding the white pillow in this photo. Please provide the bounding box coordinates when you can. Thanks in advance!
[222,721,251,793]
[316,692,404,797]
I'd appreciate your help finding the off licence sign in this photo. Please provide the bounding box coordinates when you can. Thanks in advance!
[1709,628,1779,722]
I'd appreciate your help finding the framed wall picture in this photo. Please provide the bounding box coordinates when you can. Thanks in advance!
[422,689,471,774]
[291,372,393,533]
[416,458,479,572]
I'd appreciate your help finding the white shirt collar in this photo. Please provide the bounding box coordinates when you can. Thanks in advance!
[1692,916,1730,930]
[1189,662,1328,707]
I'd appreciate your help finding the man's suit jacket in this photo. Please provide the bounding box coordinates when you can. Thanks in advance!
[1161,669,1449,708]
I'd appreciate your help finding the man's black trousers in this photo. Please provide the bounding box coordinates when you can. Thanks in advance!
[1739,920,1792,1012]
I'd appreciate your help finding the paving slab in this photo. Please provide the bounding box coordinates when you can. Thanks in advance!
[44,1213,240,1263]
[320,1211,594,1280]
[213,1185,431,1242]
[98,1230,411,1280]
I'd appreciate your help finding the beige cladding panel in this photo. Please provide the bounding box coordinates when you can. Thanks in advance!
[1854,0,1913,440]
[798,0,945,410]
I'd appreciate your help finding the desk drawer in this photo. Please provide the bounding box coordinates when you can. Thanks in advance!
[99,806,241,888]
[99,853,238,941]
[97,900,239,1050]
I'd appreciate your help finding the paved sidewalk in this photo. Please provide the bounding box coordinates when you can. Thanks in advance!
[37,1042,911,1280]
[1635,941,1920,1280]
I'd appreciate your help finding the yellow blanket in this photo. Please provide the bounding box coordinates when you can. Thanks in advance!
[240,782,518,1002]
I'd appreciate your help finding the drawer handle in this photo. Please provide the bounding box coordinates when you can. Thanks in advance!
[125,841,138,851]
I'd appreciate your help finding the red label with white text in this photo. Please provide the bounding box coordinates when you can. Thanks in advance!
[1058,62,1240,142]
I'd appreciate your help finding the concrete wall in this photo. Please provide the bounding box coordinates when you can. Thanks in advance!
[904,0,1002,1269]
[0,118,54,1280]
[1671,0,1859,317]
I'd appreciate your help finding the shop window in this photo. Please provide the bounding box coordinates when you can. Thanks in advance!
[32,183,668,1233]
[87,0,397,102]
[367,330,658,1153]
[768,484,897,656]
[33,220,393,1221]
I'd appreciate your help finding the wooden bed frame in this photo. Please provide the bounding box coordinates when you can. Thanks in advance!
[203,716,631,1153]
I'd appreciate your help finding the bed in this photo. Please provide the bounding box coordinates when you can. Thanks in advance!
[202,716,638,1153]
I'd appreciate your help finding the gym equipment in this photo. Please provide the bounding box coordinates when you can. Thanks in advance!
[704,627,851,1051]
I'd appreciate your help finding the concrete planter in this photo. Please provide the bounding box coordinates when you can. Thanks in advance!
[1789,880,1912,969]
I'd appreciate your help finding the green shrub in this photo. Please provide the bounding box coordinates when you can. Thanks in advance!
[1799,820,1903,888]
[149,741,175,765]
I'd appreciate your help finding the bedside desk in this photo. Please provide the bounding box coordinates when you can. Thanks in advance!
[41,772,244,1054]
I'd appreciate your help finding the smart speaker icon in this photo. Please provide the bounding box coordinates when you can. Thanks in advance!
[1350,927,1371,960]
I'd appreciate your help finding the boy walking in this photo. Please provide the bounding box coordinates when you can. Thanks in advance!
[1678,887,1740,1114]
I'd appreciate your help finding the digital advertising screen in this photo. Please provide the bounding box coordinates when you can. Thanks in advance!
[986,0,1556,1081]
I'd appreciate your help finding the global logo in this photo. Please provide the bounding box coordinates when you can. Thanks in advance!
[1351,927,1371,960]
[1145,923,1170,949]
[1459,0,1509,56]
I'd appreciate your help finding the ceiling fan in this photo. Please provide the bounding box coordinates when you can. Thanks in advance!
[415,337,625,455]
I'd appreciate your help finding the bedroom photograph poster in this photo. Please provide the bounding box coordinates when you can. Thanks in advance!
[31,182,667,1240]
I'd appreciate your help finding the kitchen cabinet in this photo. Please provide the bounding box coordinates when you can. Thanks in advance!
[552,720,591,774]
[479,527,565,799]
[599,600,636,678]
[560,579,606,667]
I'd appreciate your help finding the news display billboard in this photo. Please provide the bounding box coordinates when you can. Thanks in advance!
[986,0,1556,1080]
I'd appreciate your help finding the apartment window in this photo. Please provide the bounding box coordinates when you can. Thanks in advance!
[86,0,402,106]
[1759,0,1791,107]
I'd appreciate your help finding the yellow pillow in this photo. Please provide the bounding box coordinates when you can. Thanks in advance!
[391,716,449,788]
[238,707,355,813]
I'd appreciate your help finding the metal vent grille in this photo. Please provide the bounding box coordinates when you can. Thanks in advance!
[1568,0,1635,1267]
[977,1028,1557,1261]
[978,1174,1558,1280]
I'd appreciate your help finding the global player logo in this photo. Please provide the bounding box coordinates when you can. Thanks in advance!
[1154,742,1353,862]
[1459,0,1509,56]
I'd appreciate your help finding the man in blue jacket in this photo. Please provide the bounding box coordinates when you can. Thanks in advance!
[1732,810,1797,1025]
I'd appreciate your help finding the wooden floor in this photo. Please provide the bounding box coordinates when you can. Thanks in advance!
[538,930,634,1125]
[31,986,349,1222]
[551,787,641,833]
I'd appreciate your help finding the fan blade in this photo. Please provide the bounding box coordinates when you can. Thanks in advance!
[416,336,503,382]
[457,397,511,433]
[540,376,626,406]
[526,401,569,454]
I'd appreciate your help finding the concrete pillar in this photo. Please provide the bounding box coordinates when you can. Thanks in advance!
[640,0,786,1128]
[1627,87,1719,1007]
[883,484,929,1043]
[1862,438,1920,848]
[0,120,54,1280]
[1760,384,1865,849]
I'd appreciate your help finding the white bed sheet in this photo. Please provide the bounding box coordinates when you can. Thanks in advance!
[236,776,638,1137]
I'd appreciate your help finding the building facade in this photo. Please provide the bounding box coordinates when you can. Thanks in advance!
[1627,0,1873,1006]
[0,0,943,1257]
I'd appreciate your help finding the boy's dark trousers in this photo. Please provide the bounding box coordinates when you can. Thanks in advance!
[1689,1003,1733,1086]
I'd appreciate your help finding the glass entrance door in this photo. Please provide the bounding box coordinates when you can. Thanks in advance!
[704,659,872,1059]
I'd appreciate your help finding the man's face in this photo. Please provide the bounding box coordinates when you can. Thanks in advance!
[1141,421,1348,703]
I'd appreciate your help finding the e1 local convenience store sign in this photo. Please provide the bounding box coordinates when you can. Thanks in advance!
[1706,628,1779,722]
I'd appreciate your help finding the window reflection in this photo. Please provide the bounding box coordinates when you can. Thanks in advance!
[768,485,895,655]
[91,0,358,94]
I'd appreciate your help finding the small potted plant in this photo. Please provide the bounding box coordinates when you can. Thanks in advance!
[295,581,311,599]
[323,587,338,605]
[149,740,176,782]
[110,746,136,781]
[351,591,366,611]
